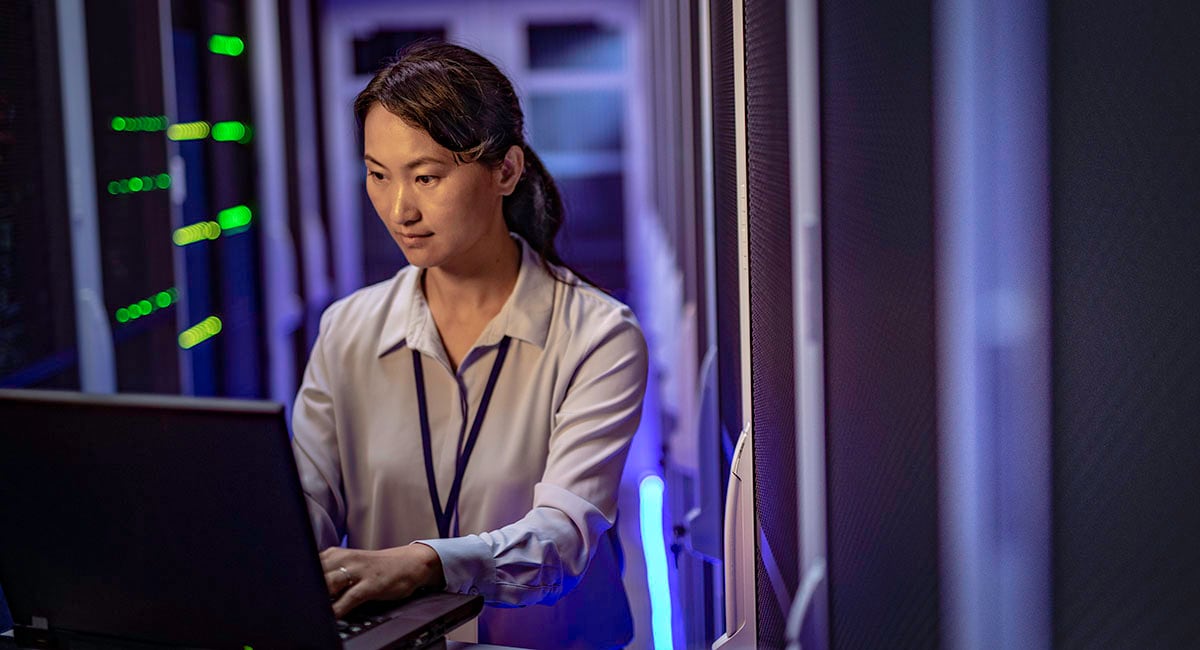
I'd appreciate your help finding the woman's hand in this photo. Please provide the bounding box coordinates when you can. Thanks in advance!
[320,543,446,619]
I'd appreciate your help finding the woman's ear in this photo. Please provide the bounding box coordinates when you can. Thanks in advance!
[496,145,525,196]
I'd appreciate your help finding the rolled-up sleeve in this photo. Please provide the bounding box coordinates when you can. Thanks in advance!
[419,312,648,606]
[292,307,347,551]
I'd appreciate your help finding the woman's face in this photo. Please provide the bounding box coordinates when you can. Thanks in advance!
[362,104,508,270]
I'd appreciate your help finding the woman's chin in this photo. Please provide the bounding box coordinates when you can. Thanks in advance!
[397,244,440,268]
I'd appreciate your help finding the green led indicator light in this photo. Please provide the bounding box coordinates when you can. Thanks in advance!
[167,121,211,141]
[111,115,167,132]
[218,205,252,230]
[179,316,223,349]
[211,121,248,142]
[208,34,245,57]
[173,206,254,245]
[114,287,179,324]
[172,221,222,246]
[107,172,171,196]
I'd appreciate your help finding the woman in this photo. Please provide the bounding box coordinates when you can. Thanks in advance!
[291,42,648,649]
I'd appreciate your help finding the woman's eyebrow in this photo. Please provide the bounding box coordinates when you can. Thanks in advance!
[364,154,448,169]
[403,156,448,169]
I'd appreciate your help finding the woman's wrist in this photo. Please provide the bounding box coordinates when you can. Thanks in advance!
[411,542,446,590]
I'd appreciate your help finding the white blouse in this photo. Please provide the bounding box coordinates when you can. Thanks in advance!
[291,236,648,649]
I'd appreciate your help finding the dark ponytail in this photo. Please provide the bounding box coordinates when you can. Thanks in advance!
[354,41,590,286]
[505,145,567,267]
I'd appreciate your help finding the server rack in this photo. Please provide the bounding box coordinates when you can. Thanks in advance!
[1049,3,1200,647]
[0,0,78,391]
[818,0,942,647]
[0,0,308,403]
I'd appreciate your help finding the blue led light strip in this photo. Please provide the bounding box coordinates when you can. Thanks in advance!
[639,475,675,649]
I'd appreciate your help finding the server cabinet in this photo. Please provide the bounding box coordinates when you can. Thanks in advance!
[0,0,308,401]
[0,1,78,391]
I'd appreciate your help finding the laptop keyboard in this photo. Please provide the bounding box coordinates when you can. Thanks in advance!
[335,613,394,642]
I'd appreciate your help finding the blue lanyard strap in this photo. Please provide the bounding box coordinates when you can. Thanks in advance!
[412,336,513,538]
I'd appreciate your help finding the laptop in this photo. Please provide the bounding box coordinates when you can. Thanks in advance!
[0,389,481,649]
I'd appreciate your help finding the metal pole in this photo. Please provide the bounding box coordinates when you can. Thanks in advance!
[56,0,116,393]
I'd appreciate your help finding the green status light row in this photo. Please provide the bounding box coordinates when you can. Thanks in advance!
[179,316,223,349]
[115,288,178,323]
[166,120,253,144]
[108,173,171,195]
[112,118,252,144]
[114,291,225,352]
[112,115,168,132]
[172,205,253,245]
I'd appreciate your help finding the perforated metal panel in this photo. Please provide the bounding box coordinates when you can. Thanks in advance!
[1050,2,1200,647]
[745,0,799,646]
[710,0,742,458]
[819,0,941,647]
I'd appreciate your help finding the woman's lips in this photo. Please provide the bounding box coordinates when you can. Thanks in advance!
[399,232,432,246]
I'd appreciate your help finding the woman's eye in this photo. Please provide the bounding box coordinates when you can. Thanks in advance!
[416,175,437,185]
[367,171,385,182]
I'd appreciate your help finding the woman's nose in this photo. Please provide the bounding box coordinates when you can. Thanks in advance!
[387,184,416,224]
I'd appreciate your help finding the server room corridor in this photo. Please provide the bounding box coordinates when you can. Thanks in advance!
[1,1,1198,649]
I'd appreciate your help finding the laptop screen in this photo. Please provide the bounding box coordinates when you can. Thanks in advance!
[0,389,342,648]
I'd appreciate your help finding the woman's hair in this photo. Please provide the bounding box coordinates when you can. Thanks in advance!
[354,41,589,286]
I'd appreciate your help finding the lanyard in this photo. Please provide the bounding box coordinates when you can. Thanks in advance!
[412,336,512,538]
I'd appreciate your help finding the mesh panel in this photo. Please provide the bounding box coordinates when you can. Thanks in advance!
[710,0,742,461]
[1050,2,1200,647]
[819,0,940,647]
[745,0,798,646]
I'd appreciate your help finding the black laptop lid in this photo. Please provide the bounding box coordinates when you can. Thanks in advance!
[0,389,341,649]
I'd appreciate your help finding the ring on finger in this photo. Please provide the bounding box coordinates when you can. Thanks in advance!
[338,566,355,588]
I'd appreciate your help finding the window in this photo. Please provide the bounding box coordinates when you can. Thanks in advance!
[353,28,445,75]
[527,21,624,71]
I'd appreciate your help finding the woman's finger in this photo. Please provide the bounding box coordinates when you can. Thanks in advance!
[332,579,374,620]
[319,546,346,567]
[323,565,356,596]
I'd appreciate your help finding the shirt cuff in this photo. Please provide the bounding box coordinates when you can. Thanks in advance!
[414,535,495,596]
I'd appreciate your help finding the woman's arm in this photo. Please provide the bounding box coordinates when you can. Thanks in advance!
[292,307,348,551]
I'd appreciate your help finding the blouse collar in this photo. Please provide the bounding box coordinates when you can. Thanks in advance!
[375,234,556,363]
